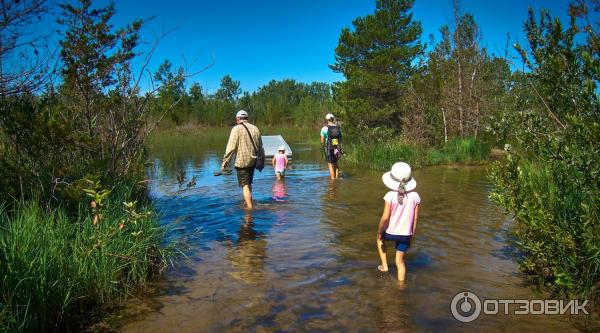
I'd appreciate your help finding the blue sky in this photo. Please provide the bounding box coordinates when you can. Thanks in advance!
[109,0,578,94]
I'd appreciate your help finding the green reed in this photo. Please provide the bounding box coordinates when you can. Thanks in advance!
[0,191,172,332]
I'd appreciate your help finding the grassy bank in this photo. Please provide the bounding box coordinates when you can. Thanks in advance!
[342,137,491,171]
[0,190,171,332]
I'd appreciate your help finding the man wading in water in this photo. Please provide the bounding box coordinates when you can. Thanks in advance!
[222,110,265,209]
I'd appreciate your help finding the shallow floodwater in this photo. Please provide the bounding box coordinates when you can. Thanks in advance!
[113,135,582,332]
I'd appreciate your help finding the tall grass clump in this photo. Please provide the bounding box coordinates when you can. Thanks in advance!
[0,192,170,332]
[343,141,424,170]
[342,137,490,171]
[427,138,490,165]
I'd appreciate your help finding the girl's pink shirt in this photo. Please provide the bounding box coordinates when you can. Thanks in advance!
[274,153,287,170]
[383,191,421,236]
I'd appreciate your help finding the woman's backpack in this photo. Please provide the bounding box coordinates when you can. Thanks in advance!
[327,125,341,147]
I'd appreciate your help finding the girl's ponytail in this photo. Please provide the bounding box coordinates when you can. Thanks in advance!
[397,178,410,204]
[390,172,412,204]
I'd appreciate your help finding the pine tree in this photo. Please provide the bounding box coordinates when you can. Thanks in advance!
[331,0,423,133]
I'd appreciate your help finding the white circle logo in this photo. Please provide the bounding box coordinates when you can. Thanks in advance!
[451,291,482,322]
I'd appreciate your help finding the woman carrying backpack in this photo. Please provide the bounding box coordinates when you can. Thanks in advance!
[320,113,343,179]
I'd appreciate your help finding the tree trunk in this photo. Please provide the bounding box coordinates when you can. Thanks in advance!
[442,107,448,144]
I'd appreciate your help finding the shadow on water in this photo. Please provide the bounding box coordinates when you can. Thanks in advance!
[109,130,582,333]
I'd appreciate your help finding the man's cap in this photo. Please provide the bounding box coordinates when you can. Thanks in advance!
[236,110,248,118]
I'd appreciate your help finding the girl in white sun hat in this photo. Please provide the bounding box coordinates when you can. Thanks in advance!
[376,162,421,281]
[272,145,288,180]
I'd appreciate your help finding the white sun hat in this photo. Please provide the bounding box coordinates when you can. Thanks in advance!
[278,146,285,151]
[236,110,248,118]
[382,162,417,192]
[325,113,334,120]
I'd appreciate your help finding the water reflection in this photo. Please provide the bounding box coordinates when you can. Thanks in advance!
[225,212,267,283]
[271,179,288,202]
[323,178,340,202]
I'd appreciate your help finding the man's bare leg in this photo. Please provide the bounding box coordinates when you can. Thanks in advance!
[242,184,253,209]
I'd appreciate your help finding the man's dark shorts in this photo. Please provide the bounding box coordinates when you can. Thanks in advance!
[236,167,255,187]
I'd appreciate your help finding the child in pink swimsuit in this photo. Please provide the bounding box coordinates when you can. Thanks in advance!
[376,162,421,281]
[272,146,288,180]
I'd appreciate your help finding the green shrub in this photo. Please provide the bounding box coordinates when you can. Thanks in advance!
[491,156,600,297]
[489,4,600,302]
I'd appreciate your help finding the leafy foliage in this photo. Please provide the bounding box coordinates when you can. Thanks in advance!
[0,1,174,331]
[0,0,155,205]
[490,3,600,299]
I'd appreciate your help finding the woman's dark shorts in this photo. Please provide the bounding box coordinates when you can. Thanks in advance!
[383,233,411,252]
[236,167,255,187]
[326,148,338,164]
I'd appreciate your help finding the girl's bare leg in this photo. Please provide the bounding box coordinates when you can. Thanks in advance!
[377,239,388,271]
[395,251,406,281]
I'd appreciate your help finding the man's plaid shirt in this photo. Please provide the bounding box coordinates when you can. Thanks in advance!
[222,121,264,169]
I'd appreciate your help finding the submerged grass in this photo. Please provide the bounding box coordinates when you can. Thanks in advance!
[0,192,172,332]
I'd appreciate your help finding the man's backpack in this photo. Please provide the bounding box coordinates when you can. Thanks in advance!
[327,125,341,147]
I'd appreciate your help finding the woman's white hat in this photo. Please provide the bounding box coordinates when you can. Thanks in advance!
[382,162,417,192]
[325,113,334,120]
[278,145,285,151]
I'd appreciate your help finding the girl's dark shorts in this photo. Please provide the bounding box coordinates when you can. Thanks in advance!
[235,167,255,187]
[383,233,411,252]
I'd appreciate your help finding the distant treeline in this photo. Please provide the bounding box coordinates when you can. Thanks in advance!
[151,70,341,128]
